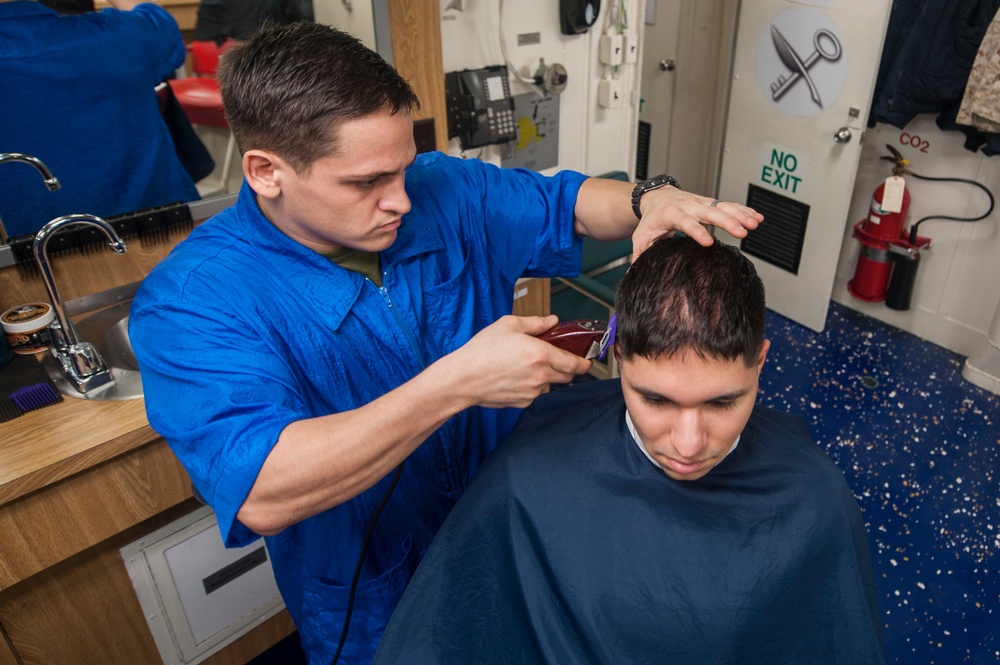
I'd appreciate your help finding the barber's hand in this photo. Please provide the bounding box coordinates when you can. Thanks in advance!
[633,186,762,256]
[452,315,592,409]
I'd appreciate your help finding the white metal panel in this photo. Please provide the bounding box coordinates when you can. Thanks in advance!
[717,1,892,332]
[439,0,642,176]
[121,507,285,665]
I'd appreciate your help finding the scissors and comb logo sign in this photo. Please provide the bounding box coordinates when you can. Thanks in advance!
[755,9,847,117]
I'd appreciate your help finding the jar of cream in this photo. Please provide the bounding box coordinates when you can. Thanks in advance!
[1,302,54,355]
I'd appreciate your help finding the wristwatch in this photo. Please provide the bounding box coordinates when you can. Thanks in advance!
[631,174,680,220]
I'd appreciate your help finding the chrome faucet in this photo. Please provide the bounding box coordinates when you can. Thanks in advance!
[0,153,61,242]
[33,214,127,394]
[0,153,61,190]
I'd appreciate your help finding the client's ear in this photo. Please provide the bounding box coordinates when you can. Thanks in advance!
[756,339,771,372]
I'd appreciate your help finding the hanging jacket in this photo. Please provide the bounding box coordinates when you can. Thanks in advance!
[870,0,1000,155]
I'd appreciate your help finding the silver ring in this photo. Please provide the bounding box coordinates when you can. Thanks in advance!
[710,199,720,207]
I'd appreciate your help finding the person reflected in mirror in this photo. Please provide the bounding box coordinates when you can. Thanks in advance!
[374,236,885,665]
[192,0,313,45]
[0,0,200,239]
[128,22,762,664]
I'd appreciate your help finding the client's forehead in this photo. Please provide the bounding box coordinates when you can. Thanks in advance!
[620,349,758,401]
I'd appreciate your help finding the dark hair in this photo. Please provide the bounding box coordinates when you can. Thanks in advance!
[615,236,766,366]
[217,22,419,174]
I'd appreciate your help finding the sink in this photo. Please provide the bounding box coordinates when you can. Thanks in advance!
[41,301,143,401]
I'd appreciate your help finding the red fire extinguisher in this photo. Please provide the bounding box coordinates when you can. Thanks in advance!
[847,178,917,304]
[848,145,994,310]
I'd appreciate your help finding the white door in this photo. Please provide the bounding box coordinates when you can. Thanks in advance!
[716,1,892,332]
[639,0,683,179]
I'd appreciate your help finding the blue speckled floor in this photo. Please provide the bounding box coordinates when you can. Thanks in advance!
[758,301,999,665]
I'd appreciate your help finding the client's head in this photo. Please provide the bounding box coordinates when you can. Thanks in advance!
[613,236,768,481]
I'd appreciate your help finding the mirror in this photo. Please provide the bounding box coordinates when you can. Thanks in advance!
[0,0,387,247]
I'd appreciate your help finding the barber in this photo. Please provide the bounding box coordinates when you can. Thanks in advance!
[129,21,761,665]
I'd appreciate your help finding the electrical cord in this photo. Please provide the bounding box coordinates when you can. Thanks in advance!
[330,461,406,665]
[906,171,995,245]
[880,144,996,245]
[498,0,544,94]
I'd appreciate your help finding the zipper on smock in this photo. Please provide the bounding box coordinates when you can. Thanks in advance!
[374,274,460,495]
[376,283,426,370]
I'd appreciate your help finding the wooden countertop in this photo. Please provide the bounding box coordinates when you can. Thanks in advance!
[0,217,204,510]
[0,373,156,506]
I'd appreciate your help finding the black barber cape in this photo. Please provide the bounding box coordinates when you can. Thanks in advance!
[373,379,886,665]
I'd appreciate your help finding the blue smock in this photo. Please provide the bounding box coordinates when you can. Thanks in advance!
[0,1,198,238]
[374,379,886,665]
[129,152,587,664]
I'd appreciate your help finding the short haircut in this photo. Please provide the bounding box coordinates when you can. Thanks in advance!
[216,22,419,174]
[615,235,766,366]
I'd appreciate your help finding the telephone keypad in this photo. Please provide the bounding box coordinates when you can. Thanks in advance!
[445,65,518,149]
[488,108,515,140]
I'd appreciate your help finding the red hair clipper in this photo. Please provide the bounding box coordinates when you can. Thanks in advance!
[538,319,610,359]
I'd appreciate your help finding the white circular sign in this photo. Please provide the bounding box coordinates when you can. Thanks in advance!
[755,8,847,117]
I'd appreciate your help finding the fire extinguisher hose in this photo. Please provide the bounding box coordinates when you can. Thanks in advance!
[906,172,995,245]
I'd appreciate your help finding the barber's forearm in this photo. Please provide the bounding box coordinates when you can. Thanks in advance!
[572,177,638,241]
[236,313,589,536]
[237,358,474,536]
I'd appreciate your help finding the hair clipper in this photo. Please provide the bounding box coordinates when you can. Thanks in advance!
[538,319,609,359]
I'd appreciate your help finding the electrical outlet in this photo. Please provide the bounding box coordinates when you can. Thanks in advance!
[624,33,639,64]
[599,34,624,66]
[598,78,622,108]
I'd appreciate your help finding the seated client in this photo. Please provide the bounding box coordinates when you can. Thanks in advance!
[373,235,885,665]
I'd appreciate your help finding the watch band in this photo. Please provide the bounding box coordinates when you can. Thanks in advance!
[631,174,680,220]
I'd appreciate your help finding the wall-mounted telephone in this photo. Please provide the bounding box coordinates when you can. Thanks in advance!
[445,66,517,150]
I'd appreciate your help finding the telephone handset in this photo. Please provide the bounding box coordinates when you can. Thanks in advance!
[445,66,517,150]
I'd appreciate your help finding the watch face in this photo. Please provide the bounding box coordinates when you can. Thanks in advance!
[645,175,678,191]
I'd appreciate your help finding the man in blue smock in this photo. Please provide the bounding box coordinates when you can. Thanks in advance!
[374,237,885,665]
[0,0,199,239]
[128,22,762,665]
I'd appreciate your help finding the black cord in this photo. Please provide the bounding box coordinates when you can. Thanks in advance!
[905,172,995,245]
[330,461,406,665]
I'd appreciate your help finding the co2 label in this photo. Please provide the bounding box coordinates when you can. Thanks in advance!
[900,132,930,153]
